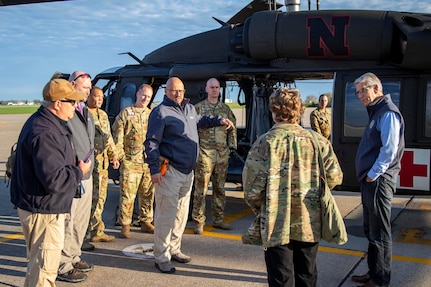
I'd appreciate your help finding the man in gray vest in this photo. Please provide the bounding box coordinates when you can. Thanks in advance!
[352,72,405,287]
[58,71,95,283]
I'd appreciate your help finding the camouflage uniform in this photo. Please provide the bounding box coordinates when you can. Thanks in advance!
[192,99,237,225]
[87,107,119,238]
[113,106,154,226]
[242,124,343,248]
[310,108,331,139]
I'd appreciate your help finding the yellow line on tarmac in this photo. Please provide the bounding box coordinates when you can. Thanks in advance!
[3,230,431,265]
[0,233,23,243]
[202,232,242,241]
[189,232,431,266]
[396,228,431,246]
[318,246,366,257]
[319,246,431,265]
[393,255,431,265]
[184,208,253,237]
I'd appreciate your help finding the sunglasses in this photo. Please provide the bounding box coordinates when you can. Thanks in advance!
[60,99,78,105]
[73,73,91,81]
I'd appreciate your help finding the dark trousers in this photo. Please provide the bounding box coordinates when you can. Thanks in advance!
[264,240,319,287]
[361,177,394,286]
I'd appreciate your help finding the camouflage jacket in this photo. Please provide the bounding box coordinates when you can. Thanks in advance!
[310,108,331,139]
[242,124,343,247]
[195,99,237,151]
[88,107,118,171]
[112,106,151,164]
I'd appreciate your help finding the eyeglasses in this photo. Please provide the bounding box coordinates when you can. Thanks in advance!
[355,85,373,95]
[60,99,78,105]
[73,73,91,82]
[166,89,185,94]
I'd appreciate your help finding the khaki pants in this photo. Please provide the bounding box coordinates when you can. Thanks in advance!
[153,165,193,264]
[59,175,93,274]
[18,208,65,287]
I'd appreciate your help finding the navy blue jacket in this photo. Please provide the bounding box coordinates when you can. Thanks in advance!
[10,106,83,214]
[355,94,405,182]
[145,95,222,175]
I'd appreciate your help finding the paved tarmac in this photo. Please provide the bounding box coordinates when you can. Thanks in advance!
[0,113,430,287]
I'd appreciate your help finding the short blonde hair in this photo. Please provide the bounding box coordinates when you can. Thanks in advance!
[269,88,304,124]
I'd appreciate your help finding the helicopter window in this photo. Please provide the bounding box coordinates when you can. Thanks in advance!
[344,81,400,137]
[121,83,136,111]
[92,78,118,117]
[425,81,431,138]
[151,87,165,108]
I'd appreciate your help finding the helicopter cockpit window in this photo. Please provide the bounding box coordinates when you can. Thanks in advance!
[425,81,431,138]
[92,78,118,117]
[121,83,136,111]
[344,81,400,137]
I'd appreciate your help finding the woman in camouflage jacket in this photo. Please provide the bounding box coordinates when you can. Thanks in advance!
[242,88,343,287]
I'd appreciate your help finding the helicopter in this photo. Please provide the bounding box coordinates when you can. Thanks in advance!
[90,0,431,194]
[0,0,65,6]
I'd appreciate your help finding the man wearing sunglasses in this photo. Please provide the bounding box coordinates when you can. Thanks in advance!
[11,79,91,286]
[144,77,234,274]
[57,71,96,283]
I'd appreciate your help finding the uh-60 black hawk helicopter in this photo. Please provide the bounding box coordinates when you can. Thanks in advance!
[90,0,431,195]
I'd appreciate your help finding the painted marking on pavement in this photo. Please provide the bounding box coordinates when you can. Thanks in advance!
[0,233,23,243]
[420,204,431,210]
[122,243,154,259]
[396,228,431,246]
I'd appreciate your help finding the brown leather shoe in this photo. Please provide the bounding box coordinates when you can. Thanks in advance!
[141,222,155,234]
[120,225,131,238]
[352,273,370,283]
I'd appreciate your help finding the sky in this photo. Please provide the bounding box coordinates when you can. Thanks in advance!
[1,0,431,102]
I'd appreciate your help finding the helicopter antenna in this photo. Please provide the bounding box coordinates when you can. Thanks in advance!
[118,52,146,66]
[212,17,229,27]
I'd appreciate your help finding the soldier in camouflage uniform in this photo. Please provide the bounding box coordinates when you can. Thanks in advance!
[112,84,155,238]
[87,87,120,243]
[192,78,237,235]
[242,88,343,287]
[310,94,331,139]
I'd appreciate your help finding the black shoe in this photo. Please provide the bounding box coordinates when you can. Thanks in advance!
[57,269,87,283]
[155,262,176,274]
[352,272,371,283]
[81,241,95,251]
[73,260,94,272]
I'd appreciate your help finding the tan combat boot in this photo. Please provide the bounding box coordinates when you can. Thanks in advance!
[194,222,204,235]
[120,225,131,239]
[141,222,155,234]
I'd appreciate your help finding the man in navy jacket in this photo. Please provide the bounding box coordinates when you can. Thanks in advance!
[145,77,234,274]
[11,78,91,287]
